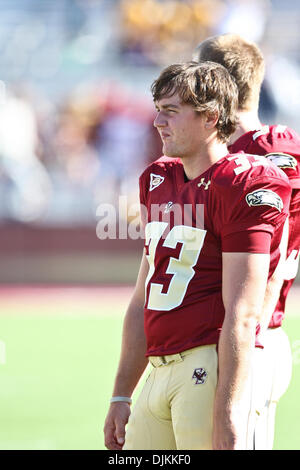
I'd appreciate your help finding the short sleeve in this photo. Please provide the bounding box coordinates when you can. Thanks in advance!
[222,230,272,253]
[256,126,300,188]
[230,126,300,189]
[217,176,291,253]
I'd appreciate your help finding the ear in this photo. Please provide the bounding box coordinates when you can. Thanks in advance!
[204,111,219,130]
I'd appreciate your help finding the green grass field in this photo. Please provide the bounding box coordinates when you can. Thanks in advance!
[0,285,299,450]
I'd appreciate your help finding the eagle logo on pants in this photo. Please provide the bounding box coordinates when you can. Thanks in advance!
[192,368,207,385]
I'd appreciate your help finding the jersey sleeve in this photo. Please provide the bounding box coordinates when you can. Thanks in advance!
[214,174,292,253]
[231,125,300,188]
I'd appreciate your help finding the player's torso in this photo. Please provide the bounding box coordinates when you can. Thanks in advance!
[140,154,290,355]
[141,158,223,355]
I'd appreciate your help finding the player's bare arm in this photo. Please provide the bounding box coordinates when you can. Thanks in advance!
[213,252,270,450]
[103,250,149,450]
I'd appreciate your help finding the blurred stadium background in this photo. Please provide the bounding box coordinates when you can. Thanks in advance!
[0,0,299,450]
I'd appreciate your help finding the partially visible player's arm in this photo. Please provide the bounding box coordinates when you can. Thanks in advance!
[110,250,149,397]
[213,252,270,450]
[259,218,289,335]
[103,250,149,450]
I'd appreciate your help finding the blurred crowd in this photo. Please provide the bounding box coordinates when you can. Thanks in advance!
[119,0,271,66]
[0,0,300,226]
[119,0,226,66]
[0,82,162,224]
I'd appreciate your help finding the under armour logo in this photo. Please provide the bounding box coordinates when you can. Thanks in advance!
[192,368,207,385]
[197,178,211,190]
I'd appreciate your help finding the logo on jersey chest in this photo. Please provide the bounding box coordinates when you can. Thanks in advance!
[245,189,283,212]
[150,173,165,191]
[197,178,211,190]
[192,368,208,385]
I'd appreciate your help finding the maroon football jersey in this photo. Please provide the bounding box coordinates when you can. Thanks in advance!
[229,125,300,327]
[139,154,291,356]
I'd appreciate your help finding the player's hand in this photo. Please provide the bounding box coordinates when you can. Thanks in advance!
[103,402,131,450]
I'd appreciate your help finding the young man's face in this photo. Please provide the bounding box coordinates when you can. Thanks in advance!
[154,93,208,160]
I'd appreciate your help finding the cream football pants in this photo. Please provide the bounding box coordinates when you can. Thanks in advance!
[252,327,293,450]
[123,344,218,450]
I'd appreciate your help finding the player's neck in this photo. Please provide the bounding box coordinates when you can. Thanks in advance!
[182,139,228,181]
[229,109,262,145]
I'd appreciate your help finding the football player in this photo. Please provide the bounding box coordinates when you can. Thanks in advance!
[103,61,291,450]
[194,33,300,449]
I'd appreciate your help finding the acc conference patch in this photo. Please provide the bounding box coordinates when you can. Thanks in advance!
[265,152,297,170]
[245,189,283,212]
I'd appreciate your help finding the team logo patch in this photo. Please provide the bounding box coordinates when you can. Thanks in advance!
[265,152,297,170]
[246,189,283,212]
[192,368,207,385]
[150,173,165,191]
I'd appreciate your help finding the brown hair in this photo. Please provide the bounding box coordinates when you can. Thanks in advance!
[194,34,265,111]
[151,61,238,142]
